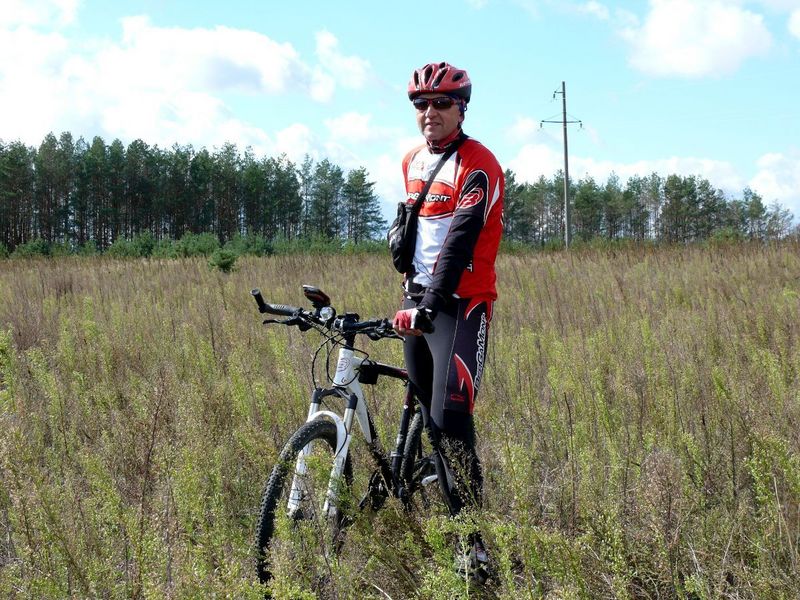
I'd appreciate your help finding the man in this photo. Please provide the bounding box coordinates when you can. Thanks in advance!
[392,61,504,581]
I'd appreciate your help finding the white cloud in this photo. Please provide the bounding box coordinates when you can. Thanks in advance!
[315,30,370,90]
[0,13,373,152]
[323,111,408,147]
[506,143,564,182]
[0,0,79,28]
[506,117,543,143]
[507,141,800,219]
[324,112,376,144]
[620,0,772,77]
[0,26,72,142]
[789,9,800,36]
[750,152,800,217]
[310,68,336,102]
[273,124,316,163]
[578,1,610,20]
[510,142,748,192]
[108,16,309,96]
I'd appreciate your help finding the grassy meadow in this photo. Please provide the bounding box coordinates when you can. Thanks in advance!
[1,242,799,599]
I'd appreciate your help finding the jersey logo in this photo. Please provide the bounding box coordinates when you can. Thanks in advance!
[458,187,484,209]
[407,192,452,204]
[457,169,489,210]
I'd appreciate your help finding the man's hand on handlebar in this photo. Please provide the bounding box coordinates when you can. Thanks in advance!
[393,307,434,336]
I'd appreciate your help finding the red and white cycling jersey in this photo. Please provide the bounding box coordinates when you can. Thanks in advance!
[401,134,504,306]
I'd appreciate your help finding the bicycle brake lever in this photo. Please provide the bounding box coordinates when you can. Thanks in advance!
[262,316,311,331]
[279,316,306,330]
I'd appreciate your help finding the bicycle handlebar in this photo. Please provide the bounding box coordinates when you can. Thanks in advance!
[251,287,398,340]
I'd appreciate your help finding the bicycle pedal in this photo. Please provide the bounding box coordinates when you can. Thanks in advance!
[455,541,493,585]
[359,470,389,511]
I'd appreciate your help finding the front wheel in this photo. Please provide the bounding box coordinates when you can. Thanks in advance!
[254,418,353,593]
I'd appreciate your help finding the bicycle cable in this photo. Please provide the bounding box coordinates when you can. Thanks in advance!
[321,331,372,388]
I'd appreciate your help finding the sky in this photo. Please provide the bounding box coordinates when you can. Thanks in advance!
[2,0,799,221]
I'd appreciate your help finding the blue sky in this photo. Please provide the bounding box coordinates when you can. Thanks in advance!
[2,0,799,220]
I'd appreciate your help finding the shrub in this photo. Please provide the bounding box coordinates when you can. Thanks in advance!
[708,226,744,245]
[208,248,238,272]
[132,231,156,257]
[223,233,273,257]
[106,237,137,258]
[499,239,534,255]
[542,237,565,252]
[11,238,50,258]
[175,232,220,257]
[77,240,99,256]
[341,239,387,255]
[151,239,177,259]
[0,242,8,259]
[49,241,72,257]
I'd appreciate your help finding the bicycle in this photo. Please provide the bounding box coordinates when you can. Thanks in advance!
[250,284,459,594]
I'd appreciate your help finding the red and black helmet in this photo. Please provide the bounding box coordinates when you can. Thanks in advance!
[407,62,472,103]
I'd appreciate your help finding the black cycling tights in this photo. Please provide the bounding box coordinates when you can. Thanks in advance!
[402,296,491,513]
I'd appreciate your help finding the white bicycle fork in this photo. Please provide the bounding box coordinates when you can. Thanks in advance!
[286,348,373,517]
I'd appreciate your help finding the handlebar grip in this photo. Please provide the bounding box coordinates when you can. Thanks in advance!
[264,303,300,316]
[251,289,268,313]
[251,289,299,316]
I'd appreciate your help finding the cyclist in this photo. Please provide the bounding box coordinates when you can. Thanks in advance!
[392,61,504,581]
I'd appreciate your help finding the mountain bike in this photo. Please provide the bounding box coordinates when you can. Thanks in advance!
[250,284,458,594]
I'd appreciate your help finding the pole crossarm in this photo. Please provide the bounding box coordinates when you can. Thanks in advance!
[540,119,582,125]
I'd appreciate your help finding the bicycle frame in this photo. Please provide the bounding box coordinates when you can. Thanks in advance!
[288,343,417,518]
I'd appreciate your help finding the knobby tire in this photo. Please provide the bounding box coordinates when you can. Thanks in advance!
[400,409,459,516]
[254,418,353,593]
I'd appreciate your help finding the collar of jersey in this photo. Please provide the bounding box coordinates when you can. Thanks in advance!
[428,130,468,154]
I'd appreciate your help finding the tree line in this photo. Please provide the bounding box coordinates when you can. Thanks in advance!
[0,131,795,255]
[0,132,386,254]
[504,171,794,247]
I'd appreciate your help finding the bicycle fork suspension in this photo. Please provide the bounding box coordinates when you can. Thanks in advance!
[286,391,357,517]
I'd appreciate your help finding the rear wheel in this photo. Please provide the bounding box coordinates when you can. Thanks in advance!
[400,410,454,511]
[254,418,354,594]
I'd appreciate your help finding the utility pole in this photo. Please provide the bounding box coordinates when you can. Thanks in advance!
[541,81,581,248]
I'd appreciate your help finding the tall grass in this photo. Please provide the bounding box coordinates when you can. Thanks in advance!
[0,242,798,598]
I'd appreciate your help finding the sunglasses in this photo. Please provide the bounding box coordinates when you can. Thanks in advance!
[412,97,458,111]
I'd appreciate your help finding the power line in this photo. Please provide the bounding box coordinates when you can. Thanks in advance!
[541,81,582,248]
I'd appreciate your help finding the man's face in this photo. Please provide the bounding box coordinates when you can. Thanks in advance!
[413,94,463,144]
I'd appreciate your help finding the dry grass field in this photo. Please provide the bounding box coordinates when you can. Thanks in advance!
[1,242,799,599]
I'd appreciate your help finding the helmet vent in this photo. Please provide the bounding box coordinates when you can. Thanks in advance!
[432,68,448,89]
